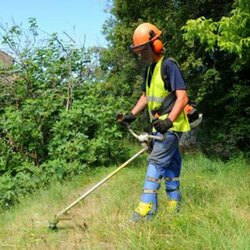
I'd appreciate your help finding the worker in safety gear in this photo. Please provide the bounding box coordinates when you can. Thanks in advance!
[119,23,190,222]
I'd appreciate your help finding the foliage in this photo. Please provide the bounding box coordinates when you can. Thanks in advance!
[0,19,129,209]
[182,0,250,158]
[182,0,250,69]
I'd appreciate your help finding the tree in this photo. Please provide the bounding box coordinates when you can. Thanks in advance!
[182,0,250,158]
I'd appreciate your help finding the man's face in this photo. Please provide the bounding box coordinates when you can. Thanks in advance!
[132,43,154,67]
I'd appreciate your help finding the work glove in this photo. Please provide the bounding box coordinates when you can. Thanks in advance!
[153,118,173,134]
[118,113,136,125]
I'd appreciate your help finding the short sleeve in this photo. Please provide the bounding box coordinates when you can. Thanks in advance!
[164,59,187,91]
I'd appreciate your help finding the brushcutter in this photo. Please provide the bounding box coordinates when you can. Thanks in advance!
[48,119,164,230]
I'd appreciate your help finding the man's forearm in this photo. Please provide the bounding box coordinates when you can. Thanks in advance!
[131,93,148,115]
[168,90,188,122]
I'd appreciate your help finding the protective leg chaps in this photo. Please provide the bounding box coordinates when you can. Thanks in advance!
[164,167,181,212]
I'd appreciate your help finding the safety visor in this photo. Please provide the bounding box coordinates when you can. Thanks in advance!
[130,41,150,54]
[130,42,154,67]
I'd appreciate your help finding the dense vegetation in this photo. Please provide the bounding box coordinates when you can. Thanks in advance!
[0,0,249,210]
[0,19,132,209]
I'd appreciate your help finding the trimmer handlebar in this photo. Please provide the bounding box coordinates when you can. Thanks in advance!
[126,124,165,142]
[116,112,165,142]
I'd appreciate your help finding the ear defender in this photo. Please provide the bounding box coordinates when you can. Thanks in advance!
[152,39,163,54]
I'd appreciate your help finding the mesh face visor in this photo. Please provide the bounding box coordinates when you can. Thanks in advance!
[130,43,154,68]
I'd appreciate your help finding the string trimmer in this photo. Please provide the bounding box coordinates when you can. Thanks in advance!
[48,119,164,230]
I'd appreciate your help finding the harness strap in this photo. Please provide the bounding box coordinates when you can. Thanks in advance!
[146,176,161,183]
[164,177,180,182]
[143,189,159,194]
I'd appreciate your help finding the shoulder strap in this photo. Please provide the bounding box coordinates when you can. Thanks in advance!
[161,56,188,92]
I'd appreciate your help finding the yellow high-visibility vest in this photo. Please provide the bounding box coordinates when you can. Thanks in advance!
[146,57,190,132]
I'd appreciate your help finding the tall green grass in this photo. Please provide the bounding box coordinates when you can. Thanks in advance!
[0,152,249,249]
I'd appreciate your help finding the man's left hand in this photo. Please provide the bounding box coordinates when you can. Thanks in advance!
[153,118,173,133]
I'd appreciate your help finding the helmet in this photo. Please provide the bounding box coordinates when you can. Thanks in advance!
[131,23,163,53]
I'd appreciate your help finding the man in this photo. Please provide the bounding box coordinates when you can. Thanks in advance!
[120,23,190,222]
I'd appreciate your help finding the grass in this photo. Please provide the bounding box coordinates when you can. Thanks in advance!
[0,151,249,250]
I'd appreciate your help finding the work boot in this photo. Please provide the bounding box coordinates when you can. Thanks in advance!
[129,201,156,223]
[166,199,181,213]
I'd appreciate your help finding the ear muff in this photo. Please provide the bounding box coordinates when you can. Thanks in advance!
[152,39,163,54]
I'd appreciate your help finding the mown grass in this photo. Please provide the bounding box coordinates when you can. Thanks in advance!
[0,150,249,250]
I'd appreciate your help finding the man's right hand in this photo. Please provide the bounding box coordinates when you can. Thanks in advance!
[117,113,136,125]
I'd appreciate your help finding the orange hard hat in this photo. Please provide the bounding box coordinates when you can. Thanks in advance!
[131,23,162,50]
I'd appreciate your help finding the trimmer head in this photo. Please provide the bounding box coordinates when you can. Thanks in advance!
[48,222,58,230]
[48,214,73,230]
[48,216,59,230]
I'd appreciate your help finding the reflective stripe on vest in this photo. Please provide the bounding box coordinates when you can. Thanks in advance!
[147,96,165,103]
[146,57,190,132]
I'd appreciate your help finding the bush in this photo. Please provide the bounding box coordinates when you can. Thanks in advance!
[0,20,132,209]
